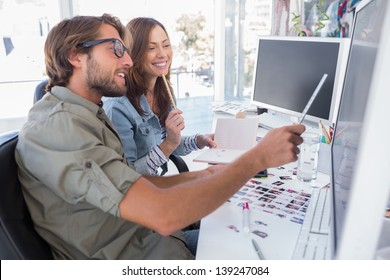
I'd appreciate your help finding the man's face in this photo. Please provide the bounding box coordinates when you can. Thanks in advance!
[83,24,132,97]
[85,54,127,97]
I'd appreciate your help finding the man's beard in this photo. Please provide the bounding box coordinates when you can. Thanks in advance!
[86,55,127,97]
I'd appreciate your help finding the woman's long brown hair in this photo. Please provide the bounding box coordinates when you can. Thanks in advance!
[126,17,174,124]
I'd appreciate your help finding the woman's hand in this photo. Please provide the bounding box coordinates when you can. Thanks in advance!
[196,133,217,149]
[161,109,185,155]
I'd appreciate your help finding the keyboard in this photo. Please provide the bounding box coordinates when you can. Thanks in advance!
[291,184,331,260]
[212,100,258,115]
[258,112,294,129]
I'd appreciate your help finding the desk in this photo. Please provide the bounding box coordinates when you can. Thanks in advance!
[196,162,330,260]
[168,113,331,259]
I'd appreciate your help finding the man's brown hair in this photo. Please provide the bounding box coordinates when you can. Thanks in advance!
[44,14,131,91]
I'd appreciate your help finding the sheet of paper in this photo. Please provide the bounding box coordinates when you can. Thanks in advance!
[193,117,259,164]
[214,117,258,149]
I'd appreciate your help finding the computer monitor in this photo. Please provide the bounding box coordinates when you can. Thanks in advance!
[250,36,350,125]
[331,0,390,259]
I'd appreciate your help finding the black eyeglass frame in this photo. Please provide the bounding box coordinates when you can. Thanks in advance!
[77,38,128,58]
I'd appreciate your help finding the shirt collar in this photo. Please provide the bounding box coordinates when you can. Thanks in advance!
[51,86,102,115]
[141,94,157,113]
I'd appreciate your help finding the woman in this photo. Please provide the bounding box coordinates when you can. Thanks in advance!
[103,17,216,175]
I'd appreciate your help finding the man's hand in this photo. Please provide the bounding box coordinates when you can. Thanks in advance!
[254,124,305,168]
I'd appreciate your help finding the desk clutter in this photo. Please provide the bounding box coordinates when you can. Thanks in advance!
[196,161,331,260]
[225,164,328,237]
[211,100,258,115]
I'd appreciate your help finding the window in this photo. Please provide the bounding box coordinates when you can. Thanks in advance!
[0,0,60,134]
[215,0,271,103]
[0,0,273,136]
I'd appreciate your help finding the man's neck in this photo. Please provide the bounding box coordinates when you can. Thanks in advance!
[67,78,102,105]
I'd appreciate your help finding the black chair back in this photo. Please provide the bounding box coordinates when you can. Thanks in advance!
[0,131,53,259]
[33,79,48,103]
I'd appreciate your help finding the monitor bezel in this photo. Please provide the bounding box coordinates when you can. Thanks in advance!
[250,35,350,126]
[330,0,390,259]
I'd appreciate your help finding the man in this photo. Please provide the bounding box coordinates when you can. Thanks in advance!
[15,14,305,259]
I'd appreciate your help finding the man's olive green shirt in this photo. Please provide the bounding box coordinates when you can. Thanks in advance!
[15,86,193,259]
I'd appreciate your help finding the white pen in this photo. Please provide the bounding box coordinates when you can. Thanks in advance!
[243,202,250,233]
[252,238,265,260]
[298,73,328,124]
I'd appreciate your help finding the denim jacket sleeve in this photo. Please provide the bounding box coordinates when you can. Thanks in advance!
[103,96,167,175]
[174,135,199,156]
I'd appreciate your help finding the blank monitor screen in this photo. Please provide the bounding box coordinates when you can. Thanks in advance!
[331,0,387,258]
[251,36,349,124]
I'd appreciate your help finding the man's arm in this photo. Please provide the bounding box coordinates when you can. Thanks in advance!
[119,124,305,236]
[143,164,223,188]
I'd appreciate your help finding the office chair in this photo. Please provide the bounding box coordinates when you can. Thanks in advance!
[33,79,49,103]
[0,131,54,259]
[33,80,189,173]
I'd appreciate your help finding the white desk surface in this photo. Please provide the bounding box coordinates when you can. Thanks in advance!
[196,163,330,260]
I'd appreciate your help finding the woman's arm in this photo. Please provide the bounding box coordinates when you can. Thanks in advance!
[103,97,166,175]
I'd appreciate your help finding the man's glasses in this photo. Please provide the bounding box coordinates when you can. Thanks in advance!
[78,38,128,58]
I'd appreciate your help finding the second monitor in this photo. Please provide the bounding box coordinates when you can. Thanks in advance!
[251,36,350,125]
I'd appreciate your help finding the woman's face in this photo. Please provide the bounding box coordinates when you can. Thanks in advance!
[143,25,172,79]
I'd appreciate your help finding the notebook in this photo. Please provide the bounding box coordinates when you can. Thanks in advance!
[193,117,258,164]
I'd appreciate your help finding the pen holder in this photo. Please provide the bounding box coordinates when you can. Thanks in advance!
[317,142,331,175]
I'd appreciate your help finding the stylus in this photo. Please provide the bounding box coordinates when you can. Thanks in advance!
[298,73,328,124]
[252,238,265,260]
[243,202,250,233]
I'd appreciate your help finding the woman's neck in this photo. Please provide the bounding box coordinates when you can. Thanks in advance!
[145,76,160,113]
[145,89,160,115]
[148,76,158,93]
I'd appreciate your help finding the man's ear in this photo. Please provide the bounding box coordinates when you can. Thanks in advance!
[68,48,84,68]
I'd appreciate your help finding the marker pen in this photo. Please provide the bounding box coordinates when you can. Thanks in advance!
[243,202,250,233]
